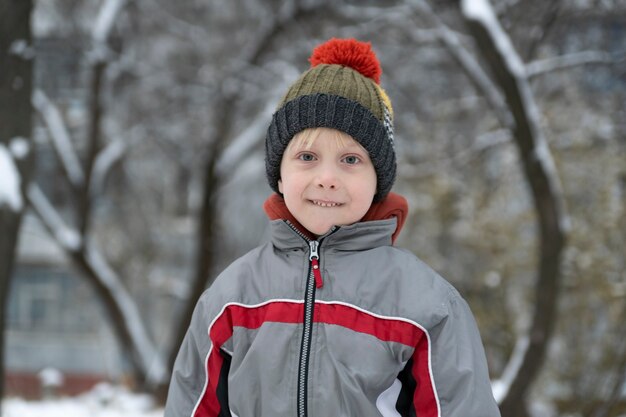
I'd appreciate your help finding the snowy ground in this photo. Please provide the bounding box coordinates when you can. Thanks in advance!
[2,383,164,417]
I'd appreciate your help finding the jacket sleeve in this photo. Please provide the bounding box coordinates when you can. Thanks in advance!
[164,291,232,417]
[428,288,501,417]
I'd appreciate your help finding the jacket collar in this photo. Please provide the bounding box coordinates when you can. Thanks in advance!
[269,218,398,252]
[263,192,409,249]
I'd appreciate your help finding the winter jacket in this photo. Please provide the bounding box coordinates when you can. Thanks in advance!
[165,216,501,417]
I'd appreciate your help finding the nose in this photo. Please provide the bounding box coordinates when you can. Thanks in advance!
[315,163,339,190]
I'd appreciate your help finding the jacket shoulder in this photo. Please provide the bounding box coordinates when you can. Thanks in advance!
[363,245,461,327]
[382,246,457,294]
[194,243,275,316]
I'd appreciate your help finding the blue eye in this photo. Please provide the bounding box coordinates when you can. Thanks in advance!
[298,153,315,161]
[343,155,360,165]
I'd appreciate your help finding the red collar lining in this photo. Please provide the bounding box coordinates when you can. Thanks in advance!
[263,192,408,244]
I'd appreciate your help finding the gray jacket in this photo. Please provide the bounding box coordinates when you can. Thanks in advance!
[165,218,501,417]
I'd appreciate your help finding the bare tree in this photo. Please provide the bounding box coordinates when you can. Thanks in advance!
[409,0,570,414]
[0,0,34,406]
[457,0,569,415]
[12,0,624,411]
[27,0,169,392]
[21,0,338,401]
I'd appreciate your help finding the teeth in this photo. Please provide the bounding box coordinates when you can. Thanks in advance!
[312,200,340,207]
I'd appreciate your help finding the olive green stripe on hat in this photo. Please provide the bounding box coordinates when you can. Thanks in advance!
[280,64,385,122]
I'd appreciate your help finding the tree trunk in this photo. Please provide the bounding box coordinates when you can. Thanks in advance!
[0,0,34,406]
[460,1,568,415]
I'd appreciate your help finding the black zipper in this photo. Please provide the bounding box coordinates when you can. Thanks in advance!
[298,239,316,417]
[285,221,336,417]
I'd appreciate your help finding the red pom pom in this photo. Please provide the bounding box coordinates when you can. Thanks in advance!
[309,38,382,84]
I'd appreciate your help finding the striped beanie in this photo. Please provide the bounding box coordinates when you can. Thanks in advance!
[265,38,396,202]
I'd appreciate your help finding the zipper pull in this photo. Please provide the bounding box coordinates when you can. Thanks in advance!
[309,241,323,288]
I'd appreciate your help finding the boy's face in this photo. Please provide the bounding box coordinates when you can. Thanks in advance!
[278,128,377,236]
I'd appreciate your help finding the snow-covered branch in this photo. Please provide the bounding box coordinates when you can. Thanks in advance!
[8,137,30,160]
[491,336,529,403]
[215,101,277,178]
[526,50,616,78]
[402,128,511,179]
[225,0,333,87]
[9,39,35,61]
[0,144,24,212]
[460,0,568,228]
[89,139,127,200]
[460,0,569,412]
[461,0,526,77]
[26,184,82,252]
[93,0,126,44]
[84,240,168,386]
[32,89,86,188]
[408,0,514,129]
[90,0,127,63]
[336,3,413,21]
[138,0,210,44]
[26,183,168,386]
[341,12,439,43]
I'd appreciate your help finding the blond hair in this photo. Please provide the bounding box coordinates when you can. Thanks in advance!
[287,127,359,152]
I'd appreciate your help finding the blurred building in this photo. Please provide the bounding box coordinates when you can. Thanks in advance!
[6,214,125,399]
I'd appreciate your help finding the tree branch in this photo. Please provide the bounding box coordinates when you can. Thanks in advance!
[29,0,168,391]
[32,89,85,189]
[80,0,127,235]
[93,0,127,46]
[409,0,514,130]
[215,100,277,178]
[526,50,620,79]
[459,0,569,415]
[26,183,168,387]
[402,128,511,179]
[89,139,127,200]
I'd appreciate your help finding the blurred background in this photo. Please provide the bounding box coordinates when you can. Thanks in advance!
[1,0,625,416]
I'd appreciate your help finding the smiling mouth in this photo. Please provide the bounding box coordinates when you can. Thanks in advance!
[310,200,343,208]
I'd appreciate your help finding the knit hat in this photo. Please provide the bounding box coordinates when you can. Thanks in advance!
[265,38,396,202]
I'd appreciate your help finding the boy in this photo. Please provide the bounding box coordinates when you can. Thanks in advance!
[165,38,501,417]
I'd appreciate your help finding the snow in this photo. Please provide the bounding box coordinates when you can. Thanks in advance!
[460,0,570,236]
[0,144,23,211]
[408,0,513,129]
[90,140,127,199]
[459,4,570,398]
[492,336,529,403]
[526,51,613,78]
[90,0,127,62]
[93,0,127,44]
[2,383,163,417]
[9,39,35,60]
[10,137,30,159]
[38,368,64,387]
[26,182,168,386]
[461,0,526,77]
[216,101,276,177]
[27,185,82,251]
[32,90,86,187]
[85,240,169,386]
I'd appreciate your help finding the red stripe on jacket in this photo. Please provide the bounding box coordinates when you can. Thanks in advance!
[193,301,439,416]
[412,334,439,416]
